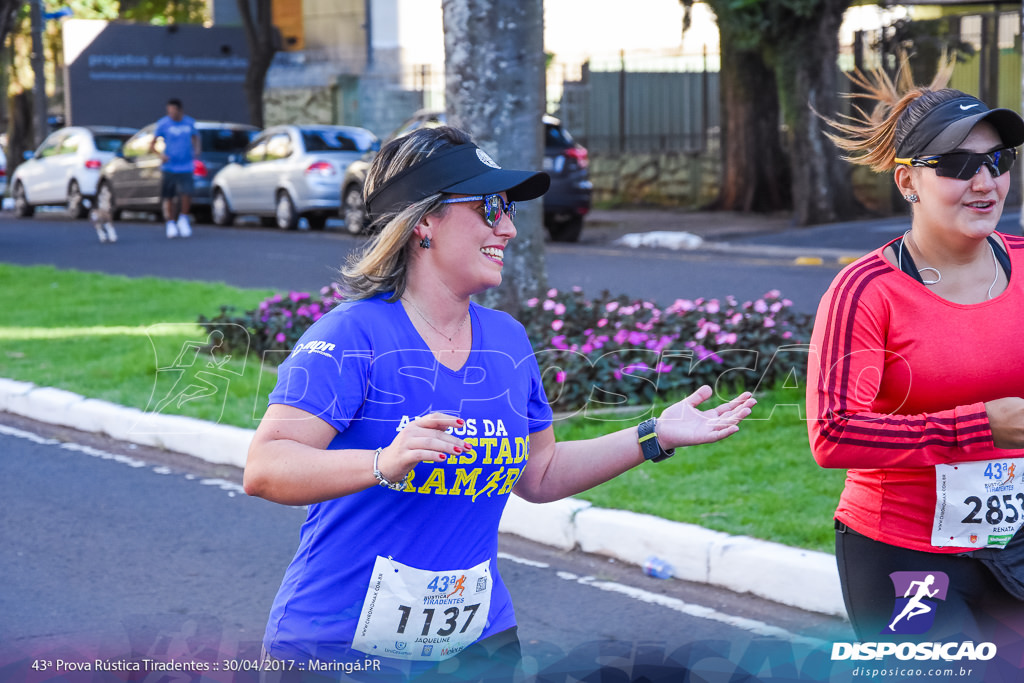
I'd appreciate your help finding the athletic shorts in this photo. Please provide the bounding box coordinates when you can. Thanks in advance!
[160,171,194,199]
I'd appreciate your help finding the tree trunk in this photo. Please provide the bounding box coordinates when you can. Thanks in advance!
[8,91,34,179]
[711,16,790,212]
[237,0,277,128]
[774,0,859,226]
[442,0,547,313]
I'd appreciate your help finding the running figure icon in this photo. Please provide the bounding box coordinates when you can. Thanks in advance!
[888,574,940,632]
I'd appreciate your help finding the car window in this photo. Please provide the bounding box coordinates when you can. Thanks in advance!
[545,123,575,149]
[94,134,131,153]
[245,136,269,163]
[389,114,443,141]
[302,129,360,152]
[59,134,84,155]
[37,132,67,158]
[265,133,293,160]
[200,128,256,153]
[123,132,155,158]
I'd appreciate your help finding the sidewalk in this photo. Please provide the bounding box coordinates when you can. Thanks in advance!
[0,375,847,619]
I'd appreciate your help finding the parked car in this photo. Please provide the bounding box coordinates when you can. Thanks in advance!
[10,125,137,218]
[209,124,378,230]
[0,144,7,197]
[339,111,592,241]
[96,121,258,222]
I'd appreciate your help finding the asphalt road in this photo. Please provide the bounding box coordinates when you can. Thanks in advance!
[0,211,850,314]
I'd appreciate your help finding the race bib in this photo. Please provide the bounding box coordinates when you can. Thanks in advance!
[351,555,492,661]
[932,459,1024,548]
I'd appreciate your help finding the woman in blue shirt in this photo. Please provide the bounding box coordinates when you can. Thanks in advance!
[244,125,756,681]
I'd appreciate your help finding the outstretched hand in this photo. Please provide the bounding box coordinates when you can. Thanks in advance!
[656,385,756,450]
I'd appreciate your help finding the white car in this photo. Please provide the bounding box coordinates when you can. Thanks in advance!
[210,124,378,230]
[11,125,137,218]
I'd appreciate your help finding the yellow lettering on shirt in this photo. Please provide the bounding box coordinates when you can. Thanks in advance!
[498,468,521,495]
[478,438,498,464]
[449,467,481,496]
[514,437,529,463]
[417,467,448,495]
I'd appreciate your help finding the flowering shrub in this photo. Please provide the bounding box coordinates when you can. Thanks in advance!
[522,287,814,412]
[199,285,813,411]
[197,284,345,360]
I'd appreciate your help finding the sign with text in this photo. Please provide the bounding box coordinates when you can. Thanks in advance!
[63,20,251,128]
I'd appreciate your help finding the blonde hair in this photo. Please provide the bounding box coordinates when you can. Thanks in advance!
[339,126,473,300]
[824,59,956,172]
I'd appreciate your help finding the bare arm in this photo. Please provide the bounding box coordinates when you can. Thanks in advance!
[987,397,1024,449]
[243,404,469,506]
[514,386,755,504]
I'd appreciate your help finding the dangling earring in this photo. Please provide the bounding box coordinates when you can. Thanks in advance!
[419,236,431,249]
[904,194,919,204]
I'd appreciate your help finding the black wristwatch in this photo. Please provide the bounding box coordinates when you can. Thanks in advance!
[637,418,675,463]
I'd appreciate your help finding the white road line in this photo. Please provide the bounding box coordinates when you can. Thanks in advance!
[502,556,824,648]
[0,423,240,497]
[497,552,550,569]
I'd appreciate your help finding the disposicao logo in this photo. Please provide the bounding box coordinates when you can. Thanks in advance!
[830,570,998,663]
[884,571,948,636]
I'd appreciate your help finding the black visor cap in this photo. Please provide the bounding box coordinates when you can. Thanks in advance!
[365,144,550,221]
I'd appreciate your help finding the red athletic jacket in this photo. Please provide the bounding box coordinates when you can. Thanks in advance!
[807,232,1024,553]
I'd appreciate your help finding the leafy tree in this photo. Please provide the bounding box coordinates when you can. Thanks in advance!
[684,0,859,225]
[117,0,205,24]
[441,0,548,310]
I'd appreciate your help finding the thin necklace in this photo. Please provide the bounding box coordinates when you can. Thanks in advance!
[401,296,470,342]
[899,230,1001,300]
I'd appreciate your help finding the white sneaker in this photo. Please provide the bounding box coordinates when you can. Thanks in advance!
[104,224,118,243]
[177,214,192,238]
[166,220,179,239]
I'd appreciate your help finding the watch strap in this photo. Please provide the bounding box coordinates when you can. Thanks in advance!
[638,418,675,463]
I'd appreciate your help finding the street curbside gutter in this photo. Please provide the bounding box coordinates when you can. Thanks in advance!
[0,376,846,618]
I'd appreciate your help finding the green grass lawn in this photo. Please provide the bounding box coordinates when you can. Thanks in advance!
[0,263,844,553]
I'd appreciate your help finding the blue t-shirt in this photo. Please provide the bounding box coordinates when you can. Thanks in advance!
[262,295,553,667]
[154,115,197,173]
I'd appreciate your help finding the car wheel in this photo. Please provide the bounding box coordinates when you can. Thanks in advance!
[342,184,366,235]
[211,190,235,227]
[306,214,328,231]
[96,182,121,221]
[275,191,299,230]
[548,215,584,243]
[67,180,88,219]
[13,182,34,217]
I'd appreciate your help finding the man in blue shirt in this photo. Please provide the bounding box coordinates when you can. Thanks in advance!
[150,98,200,238]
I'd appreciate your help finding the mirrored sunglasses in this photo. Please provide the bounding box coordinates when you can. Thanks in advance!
[440,193,516,228]
[894,147,1017,180]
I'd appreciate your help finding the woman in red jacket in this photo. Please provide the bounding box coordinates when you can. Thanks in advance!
[809,66,1024,644]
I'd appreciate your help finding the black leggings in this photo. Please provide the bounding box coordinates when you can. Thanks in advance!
[835,522,1022,643]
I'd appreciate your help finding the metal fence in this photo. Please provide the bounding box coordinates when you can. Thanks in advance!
[552,53,720,156]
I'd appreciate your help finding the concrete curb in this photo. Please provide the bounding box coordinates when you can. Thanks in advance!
[0,377,846,618]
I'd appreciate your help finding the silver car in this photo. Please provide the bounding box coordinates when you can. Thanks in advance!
[210,124,378,230]
[11,125,137,218]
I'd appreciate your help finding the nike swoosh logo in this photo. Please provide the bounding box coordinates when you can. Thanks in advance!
[960,104,980,110]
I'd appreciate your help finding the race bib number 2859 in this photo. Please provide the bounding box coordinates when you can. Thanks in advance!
[351,556,492,661]
[933,459,1024,548]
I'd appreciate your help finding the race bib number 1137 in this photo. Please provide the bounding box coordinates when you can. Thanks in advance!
[933,459,1024,548]
[351,555,492,661]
